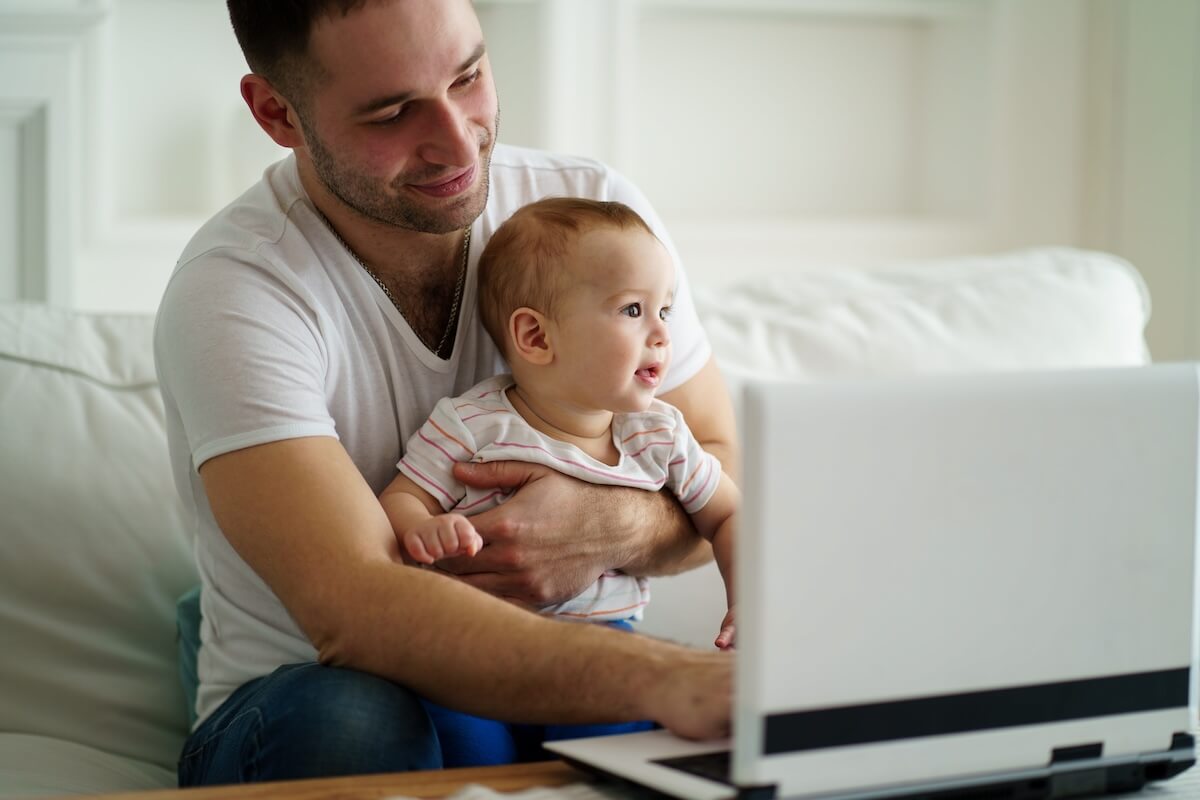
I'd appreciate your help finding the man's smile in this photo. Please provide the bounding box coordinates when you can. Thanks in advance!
[410,164,477,198]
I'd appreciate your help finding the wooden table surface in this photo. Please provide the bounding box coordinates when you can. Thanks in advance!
[49,754,1200,800]
[64,760,589,800]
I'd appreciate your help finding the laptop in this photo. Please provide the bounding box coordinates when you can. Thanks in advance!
[547,365,1200,799]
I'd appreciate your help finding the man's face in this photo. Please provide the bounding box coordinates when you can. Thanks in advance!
[296,0,499,234]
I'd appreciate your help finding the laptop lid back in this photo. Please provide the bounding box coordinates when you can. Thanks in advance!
[735,365,1198,797]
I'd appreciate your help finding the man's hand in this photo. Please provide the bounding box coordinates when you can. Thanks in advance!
[436,462,625,605]
[436,461,700,606]
[644,651,733,741]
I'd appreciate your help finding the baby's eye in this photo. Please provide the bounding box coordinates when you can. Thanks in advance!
[621,303,642,318]
[659,305,673,321]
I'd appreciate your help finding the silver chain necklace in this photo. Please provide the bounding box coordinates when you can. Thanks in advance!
[318,210,470,359]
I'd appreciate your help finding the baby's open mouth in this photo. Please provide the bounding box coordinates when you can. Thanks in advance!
[635,365,661,383]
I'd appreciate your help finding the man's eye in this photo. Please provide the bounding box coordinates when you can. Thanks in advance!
[621,303,642,318]
[659,305,673,321]
[455,69,481,89]
[372,106,410,125]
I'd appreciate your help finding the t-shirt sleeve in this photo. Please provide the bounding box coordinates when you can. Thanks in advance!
[154,252,337,471]
[602,168,712,394]
[396,396,475,512]
[664,405,722,515]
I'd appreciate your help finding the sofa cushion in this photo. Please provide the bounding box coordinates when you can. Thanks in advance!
[0,735,175,797]
[0,303,197,797]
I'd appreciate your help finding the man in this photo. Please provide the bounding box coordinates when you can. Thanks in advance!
[157,0,736,785]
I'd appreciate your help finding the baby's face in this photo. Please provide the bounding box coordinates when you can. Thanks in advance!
[549,227,675,413]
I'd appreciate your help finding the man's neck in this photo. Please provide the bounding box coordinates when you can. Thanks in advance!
[297,155,472,356]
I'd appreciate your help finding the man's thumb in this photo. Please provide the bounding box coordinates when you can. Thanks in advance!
[453,460,538,489]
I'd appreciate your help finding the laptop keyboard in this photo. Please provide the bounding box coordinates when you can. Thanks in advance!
[653,750,734,785]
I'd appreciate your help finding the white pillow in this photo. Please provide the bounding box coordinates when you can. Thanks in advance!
[694,247,1150,387]
[0,303,196,797]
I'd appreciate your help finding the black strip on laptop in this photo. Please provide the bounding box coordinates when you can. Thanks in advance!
[764,667,1190,754]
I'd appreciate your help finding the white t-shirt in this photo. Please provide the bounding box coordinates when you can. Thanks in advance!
[154,144,712,727]
[398,374,722,623]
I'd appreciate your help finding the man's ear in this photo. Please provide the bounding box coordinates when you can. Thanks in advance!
[240,74,306,150]
[508,308,554,366]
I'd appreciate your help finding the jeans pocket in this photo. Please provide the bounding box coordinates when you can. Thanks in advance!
[178,707,264,786]
[177,731,211,787]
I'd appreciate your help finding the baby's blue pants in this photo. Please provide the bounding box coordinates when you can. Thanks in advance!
[420,620,655,767]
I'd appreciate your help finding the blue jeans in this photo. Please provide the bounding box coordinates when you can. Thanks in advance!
[178,663,442,786]
[176,591,651,785]
[178,662,652,785]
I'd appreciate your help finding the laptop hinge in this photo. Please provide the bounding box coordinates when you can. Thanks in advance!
[1049,741,1103,764]
[735,784,776,800]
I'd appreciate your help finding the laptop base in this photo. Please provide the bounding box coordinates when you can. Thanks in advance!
[562,732,1195,800]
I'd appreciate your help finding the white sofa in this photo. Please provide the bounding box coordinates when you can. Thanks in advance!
[0,248,1152,798]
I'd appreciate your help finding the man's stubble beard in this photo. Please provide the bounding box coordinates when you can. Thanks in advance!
[303,110,500,236]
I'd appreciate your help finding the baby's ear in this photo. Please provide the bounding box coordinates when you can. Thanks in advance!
[508,308,554,366]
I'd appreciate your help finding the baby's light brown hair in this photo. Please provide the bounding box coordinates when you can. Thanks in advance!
[477,197,657,357]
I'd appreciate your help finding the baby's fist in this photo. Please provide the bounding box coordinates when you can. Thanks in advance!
[403,514,482,564]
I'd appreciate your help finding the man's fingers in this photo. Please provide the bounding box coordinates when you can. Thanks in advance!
[453,460,546,490]
[435,538,509,574]
[431,552,477,575]
[447,569,544,607]
[454,570,508,593]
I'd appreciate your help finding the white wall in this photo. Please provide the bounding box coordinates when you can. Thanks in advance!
[1082,0,1200,362]
[0,0,1196,358]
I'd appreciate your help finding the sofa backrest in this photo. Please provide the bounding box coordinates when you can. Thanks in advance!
[0,303,197,784]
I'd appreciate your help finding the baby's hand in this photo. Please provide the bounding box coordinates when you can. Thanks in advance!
[402,513,482,565]
[714,606,736,651]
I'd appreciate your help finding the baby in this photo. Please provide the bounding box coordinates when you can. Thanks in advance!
[381,197,739,649]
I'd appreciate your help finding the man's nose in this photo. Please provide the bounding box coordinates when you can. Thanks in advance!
[417,98,478,167]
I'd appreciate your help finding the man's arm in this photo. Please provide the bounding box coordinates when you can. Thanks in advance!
[199,434,731,734]
[441,357,738,603]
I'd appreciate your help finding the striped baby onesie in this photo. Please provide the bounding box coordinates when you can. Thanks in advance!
[397,373,722,622]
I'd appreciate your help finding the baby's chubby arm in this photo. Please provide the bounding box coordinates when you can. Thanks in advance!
[689,473,740,650]
[380,474,483,565]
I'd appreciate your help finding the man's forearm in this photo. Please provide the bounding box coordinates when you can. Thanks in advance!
[313,558,712,724]
[614,485,713,577]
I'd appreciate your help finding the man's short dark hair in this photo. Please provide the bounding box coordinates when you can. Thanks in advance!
[226,1,369,102]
